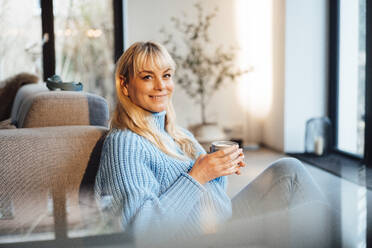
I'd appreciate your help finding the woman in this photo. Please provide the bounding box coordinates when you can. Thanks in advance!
[94,41,328,244]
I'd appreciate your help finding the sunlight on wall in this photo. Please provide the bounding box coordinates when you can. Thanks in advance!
[235,0,273,120]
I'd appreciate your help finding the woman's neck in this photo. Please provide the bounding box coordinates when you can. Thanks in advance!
[150,110,166,131]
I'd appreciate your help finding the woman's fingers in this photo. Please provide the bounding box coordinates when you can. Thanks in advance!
[228,148,243,162]
[234,161,246,175]
[191,147,246,181]
[216,148,243,164]
[216,156,244,177]
[223,153,244,169]
[226,164,241,175]
[238,161,246,167]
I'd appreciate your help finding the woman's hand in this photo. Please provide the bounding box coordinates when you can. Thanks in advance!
[188,145,246,185]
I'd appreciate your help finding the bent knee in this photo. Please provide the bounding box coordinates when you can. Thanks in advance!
[267,157,304,175]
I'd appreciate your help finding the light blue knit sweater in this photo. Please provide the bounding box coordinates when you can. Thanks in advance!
[94,111,232,240]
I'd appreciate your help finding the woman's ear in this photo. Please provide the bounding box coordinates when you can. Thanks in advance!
[119,75,129,96]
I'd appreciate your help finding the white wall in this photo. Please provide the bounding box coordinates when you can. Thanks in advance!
[337,0,359,154]
[126,0,329,152]
[127,0,247,135]
[261,0,285,152]
[235,0,275,145]
[282,0,328,153]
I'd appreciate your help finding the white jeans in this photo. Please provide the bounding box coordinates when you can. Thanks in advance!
[175,158,340,248]
[231,158,327,218]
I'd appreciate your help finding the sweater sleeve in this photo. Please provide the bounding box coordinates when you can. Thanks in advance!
[95,131,206,237]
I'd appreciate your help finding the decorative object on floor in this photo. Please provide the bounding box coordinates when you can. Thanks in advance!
[243,142,260,151]
[189,122,226,144]
[161,2,251,143]
[305,117,332,156]
[0,72,39,122]
[46,74,83,91]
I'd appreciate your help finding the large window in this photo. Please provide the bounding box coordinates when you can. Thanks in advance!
[0,0,122,107]
[337,0,366,157]
[54,0,115,104]
[330,0,369,159]
[0,0,43,79]
[330,0,372,245]
[0,0,124,246]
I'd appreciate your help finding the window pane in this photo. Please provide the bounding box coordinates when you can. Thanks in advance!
[337,0,365,156]
[54,0,115,106]
[53,0,116,238]
[0,0,42,79]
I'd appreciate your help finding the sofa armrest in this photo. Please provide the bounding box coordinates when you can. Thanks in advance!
[0,125,108,238]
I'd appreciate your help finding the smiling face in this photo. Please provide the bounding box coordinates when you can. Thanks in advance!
[122,61,175,113]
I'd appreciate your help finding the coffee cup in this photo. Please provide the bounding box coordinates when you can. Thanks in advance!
[210,140,239,153]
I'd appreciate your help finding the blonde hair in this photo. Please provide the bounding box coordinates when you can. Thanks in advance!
[111,41,198,160]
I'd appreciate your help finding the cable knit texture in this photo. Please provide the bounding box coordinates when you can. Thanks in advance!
[94,111,231,242]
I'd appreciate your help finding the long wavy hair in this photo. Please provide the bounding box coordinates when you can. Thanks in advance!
[111,41,199,160]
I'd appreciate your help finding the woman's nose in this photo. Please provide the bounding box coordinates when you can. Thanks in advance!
[154,78,166,90]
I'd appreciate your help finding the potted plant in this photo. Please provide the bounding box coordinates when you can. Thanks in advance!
[161,2,251,143]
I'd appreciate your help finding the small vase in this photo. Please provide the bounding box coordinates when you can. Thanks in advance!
[190,123,226,150]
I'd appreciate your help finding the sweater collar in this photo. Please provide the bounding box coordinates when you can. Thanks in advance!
[150,110,166,131]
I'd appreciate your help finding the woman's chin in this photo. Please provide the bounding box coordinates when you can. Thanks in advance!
[146,105,167,113]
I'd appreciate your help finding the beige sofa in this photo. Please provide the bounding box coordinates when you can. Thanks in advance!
[0,84,110,243]
[0,84,340,247]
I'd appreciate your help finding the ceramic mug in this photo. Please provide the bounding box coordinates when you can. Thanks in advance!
[210,140,238,153]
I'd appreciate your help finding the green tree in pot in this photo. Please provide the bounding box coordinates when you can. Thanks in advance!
[161,2,251,143]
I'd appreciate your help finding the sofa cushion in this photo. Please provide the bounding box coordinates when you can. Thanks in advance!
[10,84,109,128]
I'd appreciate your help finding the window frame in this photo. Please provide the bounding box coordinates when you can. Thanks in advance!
[40,0,56,81]
[365,0,372,169]
[40,0,124,81]
[365,0,372,244]
[0,233,133,248]
[328,0,369,162]
[329,1,371,246]
[0,0,126,245]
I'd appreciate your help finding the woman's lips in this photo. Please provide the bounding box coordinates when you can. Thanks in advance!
[149,94,167,100]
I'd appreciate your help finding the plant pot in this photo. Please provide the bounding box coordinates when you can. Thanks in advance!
[190,123,226,144]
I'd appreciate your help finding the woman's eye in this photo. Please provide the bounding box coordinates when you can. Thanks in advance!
[163,73,172,78]
[142,75,152,80]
